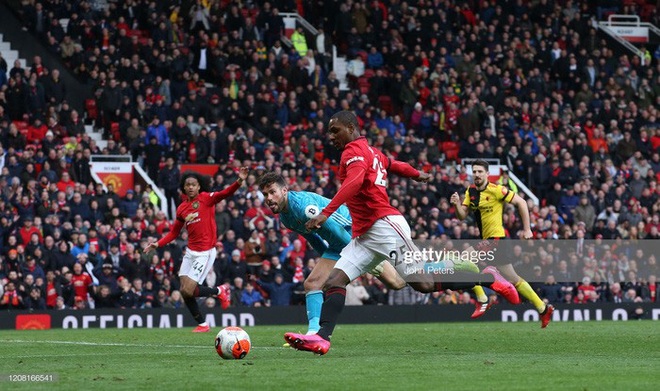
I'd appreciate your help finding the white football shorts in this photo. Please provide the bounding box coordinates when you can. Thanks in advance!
[336,214,419,281]
[179,247,216,284]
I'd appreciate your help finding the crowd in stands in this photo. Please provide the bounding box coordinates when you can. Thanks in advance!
[1,0,660,310]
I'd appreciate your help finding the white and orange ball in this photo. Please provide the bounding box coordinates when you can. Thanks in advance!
[215,327,251,359]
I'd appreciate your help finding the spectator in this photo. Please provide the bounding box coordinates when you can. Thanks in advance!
[290,26,308,57]
[346,278,370,306]
[226,249,248,283]
[97,262,119,294]
[640,275,657,303]
[257,272,297,306]
[540,275,563,304]
[241,282,264,307]
[168,290,185,309]
[157,156,180,218]
[623,288,642,303]
[20,256,45,282]
[244,229,266,271]
[1,281,23,309]
[230,277,244,306]
[94,285,118,309]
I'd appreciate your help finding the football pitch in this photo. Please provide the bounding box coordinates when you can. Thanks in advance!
[1,322,657,390]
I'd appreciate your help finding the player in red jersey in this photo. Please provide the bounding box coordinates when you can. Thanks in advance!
[146,167,248,332]
[284,111,519,354]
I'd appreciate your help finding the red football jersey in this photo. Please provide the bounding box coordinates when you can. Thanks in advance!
[46,281,58,308]
[157,182,240,251]
[72,273,92,299]
[322,137,401,237]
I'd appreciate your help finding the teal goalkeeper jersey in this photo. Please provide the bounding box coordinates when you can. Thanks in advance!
[279,191,353,260]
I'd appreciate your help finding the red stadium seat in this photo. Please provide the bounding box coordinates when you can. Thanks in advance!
[85,99,98,120]
[13,120,28,130]
[377,96,393,114]
[110,122,120,142]
[189,142,197,163]
[441,141,460,162]
[357,50,368,64]
[358,76,370,94]
[363,69,375,79]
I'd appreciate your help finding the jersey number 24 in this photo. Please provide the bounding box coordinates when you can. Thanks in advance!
[372,157,387,187]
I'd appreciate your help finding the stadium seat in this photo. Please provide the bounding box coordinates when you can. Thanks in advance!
[85,99,98,121]
[378,96,393,114]
[363,69,375,79]
[12,120,28,130]
[358,76,370,95]
[188,142,197,163]
[357,50,368,64]
[283,125,295,144]
[441,141,460,162]
[110,122,120,142]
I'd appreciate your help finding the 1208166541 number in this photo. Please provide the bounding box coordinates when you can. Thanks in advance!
[4,374,58,382]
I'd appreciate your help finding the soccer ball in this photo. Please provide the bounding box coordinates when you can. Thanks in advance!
[215,327,251,359]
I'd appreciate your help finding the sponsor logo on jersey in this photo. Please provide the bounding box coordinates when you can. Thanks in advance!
[346,156,365,166]
[185,212,199,223]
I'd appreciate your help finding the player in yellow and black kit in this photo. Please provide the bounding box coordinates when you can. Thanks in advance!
[451,159,554,328]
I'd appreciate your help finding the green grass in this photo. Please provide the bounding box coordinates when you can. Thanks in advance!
[1,322,658,390]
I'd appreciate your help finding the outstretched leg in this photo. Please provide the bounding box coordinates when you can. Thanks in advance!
[284,268,350,355]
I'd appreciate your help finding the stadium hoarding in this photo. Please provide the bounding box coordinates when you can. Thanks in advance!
[2,303,658,330]
[397,239,659,284]
[89,162,134,197]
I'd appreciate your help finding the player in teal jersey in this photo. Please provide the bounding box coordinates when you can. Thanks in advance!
[258,173,407,334]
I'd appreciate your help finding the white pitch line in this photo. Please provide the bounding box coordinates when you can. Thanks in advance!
[3,339,282,350]
[9,351,183,359]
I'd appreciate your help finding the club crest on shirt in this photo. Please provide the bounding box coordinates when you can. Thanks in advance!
[192,201,199,209]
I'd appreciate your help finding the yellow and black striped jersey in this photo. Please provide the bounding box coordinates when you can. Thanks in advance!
[463,183,515,239]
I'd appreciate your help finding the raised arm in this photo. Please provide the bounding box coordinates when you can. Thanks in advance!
[208,166,249,204]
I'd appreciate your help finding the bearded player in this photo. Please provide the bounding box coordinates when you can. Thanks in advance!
[259,172,408,336]
[451,159,554,327]
[146,167,249,332]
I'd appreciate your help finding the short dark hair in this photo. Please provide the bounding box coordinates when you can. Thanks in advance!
[180,171,211,193]
[330,110,359,130]
[258,172,287,191]
[471,159,489,171]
